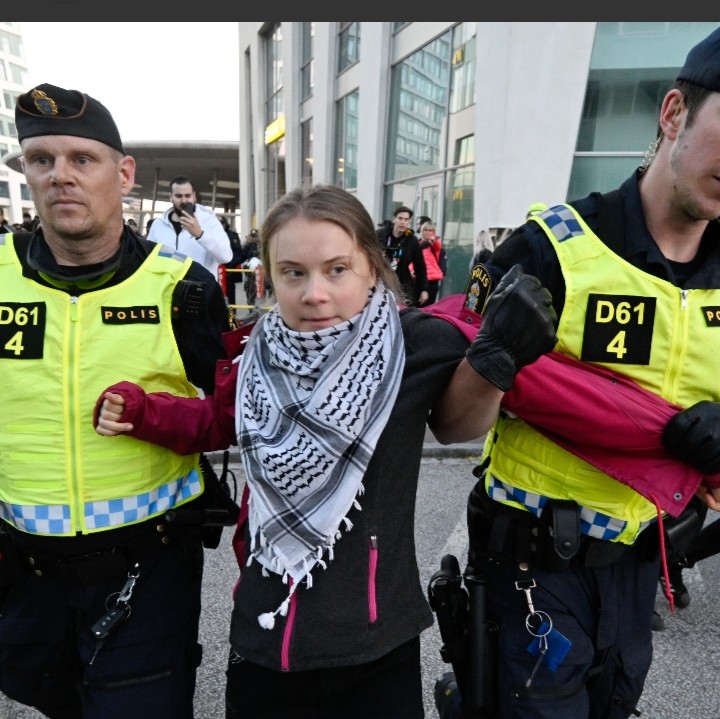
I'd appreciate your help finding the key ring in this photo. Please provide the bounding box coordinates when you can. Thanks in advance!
[525,610,553,637]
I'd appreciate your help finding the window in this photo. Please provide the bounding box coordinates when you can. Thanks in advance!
[264,23,283,127]
[8,63,27,85]
[568,21,720,198]
[385,31,452,182]
[0,29,22,56]
[301,118,313,185]
[337,22,360,73]
[300,22,314,101]
[263,23,285,208]
[449,23,476,112]
[0,181,9,199]
[3,90,19,110]
[334,91,358,190]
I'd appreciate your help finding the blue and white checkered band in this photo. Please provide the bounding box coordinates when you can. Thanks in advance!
[0,503,70,534]
[30,89,59,116]
[539,205,585,244]
[0,469,201,535]
[487,475,653,542]
[158,246,190,263]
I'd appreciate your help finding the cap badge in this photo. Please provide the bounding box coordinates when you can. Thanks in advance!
[30,89,59,116]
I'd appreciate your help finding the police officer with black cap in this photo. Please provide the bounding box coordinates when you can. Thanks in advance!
[0,83,230,718]
[436,25,720,719]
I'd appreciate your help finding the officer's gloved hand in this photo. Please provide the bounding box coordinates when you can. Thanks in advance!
[465,263,558,391]
[662,400,720,474]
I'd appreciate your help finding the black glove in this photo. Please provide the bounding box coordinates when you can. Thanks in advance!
[465,264,558,391]
[662,400,720,474]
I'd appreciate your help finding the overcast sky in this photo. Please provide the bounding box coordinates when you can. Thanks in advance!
[20,22,241,143]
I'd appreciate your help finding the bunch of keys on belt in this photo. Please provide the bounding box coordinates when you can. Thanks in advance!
[515,578,572,688]
[89,562,140,665]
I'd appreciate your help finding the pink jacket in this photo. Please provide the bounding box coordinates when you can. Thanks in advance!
[422,239,444,281]
[421,294,720,516]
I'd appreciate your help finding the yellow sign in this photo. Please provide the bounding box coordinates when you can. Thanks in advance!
[264,114,286,145]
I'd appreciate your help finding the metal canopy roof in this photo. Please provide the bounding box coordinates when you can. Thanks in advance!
[2,140,240,214]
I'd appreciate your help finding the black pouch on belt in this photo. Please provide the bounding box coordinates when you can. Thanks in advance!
[538,499,581,571]
[643,496,704,564]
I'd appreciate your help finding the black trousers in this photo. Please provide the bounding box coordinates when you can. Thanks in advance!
[0,535,204,719]
[225,636,424,719]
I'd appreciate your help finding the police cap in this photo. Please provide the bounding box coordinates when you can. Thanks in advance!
[677,26,720,93]
[15,83,124,154]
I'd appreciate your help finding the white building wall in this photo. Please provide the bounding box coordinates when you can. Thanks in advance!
[0,22,33,225]
[237,21,596,237]
[310,23,337,190]
[474,22,597,230]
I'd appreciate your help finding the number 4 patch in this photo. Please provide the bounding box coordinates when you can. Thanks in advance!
[580,294,655,365]
[0,302,45,359]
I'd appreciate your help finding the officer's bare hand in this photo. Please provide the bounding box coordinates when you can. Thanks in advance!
[95,391,134,436]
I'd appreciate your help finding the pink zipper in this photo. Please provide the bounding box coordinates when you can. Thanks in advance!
[368,534,378,623]
[280,579,297,671]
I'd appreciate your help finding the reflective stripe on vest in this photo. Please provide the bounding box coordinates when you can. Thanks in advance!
[0,469,201,534]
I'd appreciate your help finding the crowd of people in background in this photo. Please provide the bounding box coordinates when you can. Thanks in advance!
[0,208,40,234]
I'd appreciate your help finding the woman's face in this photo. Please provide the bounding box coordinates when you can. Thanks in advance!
[268,217,376,332]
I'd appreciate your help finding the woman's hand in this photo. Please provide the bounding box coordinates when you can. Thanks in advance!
[95,391,134,436]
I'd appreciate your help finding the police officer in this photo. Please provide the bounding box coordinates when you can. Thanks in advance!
[438,26,720,719]
[0,83,229,718]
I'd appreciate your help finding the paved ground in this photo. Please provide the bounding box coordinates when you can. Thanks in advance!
[2,441,720,718]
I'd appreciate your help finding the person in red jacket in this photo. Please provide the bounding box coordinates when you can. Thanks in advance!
[418,220,446,304]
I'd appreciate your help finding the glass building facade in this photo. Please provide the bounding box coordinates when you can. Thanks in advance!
[238,22,720,296]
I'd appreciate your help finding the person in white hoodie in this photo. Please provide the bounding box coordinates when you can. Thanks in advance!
[148,175,232,281]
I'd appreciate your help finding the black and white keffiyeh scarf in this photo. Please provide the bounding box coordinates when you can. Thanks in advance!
[236,283,405,629]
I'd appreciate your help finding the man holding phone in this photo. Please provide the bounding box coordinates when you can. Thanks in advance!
[148,175,232,282]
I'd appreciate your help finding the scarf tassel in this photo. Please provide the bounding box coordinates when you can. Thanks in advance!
[258,580,299,630]
[316,546,328,570]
